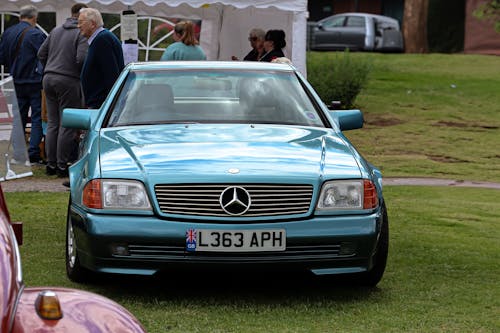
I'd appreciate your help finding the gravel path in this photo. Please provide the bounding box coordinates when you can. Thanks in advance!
[382,177,500,190]
[1,176,499,192]
[1,177,69,192]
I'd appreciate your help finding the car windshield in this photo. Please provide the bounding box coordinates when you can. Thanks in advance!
[106,69,325,127]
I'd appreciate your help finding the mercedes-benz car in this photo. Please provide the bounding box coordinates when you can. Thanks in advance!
[0,184,146,333]
[310,12,404,52]
[62,61,389,286]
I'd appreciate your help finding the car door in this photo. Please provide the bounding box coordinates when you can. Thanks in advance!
[339,15,367,50]
[312,15,347,50]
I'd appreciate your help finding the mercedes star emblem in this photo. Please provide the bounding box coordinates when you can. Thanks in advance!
[219,186,251,215]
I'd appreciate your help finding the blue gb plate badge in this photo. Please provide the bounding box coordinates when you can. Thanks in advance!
[186,228,196,252]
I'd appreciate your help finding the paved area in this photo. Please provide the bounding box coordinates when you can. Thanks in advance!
[1,177,69,192]
[1,176,499,192]
[383,177,500,190]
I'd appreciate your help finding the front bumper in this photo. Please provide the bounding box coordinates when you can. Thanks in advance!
[70,206,383,276]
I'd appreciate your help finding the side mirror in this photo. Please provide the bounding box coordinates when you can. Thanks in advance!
[62,108,98,130]
[329,109,364,131]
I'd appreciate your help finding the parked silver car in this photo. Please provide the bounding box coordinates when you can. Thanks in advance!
[310,13,404,52]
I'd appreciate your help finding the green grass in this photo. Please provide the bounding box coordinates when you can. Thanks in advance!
[4,53,500,332]
[6,186,499,333]
[307,52,500,182]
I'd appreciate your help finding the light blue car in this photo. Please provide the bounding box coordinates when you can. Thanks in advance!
[62,61,388,286]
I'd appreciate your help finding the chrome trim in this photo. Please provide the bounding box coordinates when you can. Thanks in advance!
[155,184,313,218]
[219,186,251,215]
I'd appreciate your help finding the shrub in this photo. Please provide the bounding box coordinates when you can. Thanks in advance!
[307,50,371,108]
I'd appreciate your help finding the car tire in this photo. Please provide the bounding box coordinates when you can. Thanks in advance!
[355,202,389,287]
[66,198,89,283]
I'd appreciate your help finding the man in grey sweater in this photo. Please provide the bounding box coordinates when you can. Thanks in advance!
[38,3,88,177]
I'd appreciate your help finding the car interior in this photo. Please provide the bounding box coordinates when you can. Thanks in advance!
[108,71,325,127]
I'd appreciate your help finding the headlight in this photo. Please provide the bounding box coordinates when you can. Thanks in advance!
[316,179,378,211]
[83,179,152,210]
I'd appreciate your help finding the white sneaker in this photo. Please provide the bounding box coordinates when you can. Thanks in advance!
[10,158,31,167]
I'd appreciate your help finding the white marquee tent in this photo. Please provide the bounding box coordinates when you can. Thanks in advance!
[2,0,309,75]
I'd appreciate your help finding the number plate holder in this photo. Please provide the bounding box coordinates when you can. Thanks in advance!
[186,229,286,252]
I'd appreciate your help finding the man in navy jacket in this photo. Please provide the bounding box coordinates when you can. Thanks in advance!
[0,5,46,164]
[78,7,124,109]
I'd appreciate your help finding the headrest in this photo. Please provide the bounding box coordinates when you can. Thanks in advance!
[137,83,174,108]
[239,79,277,108]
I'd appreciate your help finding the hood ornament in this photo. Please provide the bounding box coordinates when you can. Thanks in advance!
[228,168,240,174]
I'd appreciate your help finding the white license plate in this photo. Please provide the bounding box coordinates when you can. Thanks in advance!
[186,229,286,252]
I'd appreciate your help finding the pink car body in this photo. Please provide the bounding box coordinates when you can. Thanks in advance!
[0,184,146,333]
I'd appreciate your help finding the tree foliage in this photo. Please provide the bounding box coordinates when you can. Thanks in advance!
[307,51,371,109]
[474,0,500,32]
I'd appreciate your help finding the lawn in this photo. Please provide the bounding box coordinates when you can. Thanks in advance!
[6,186,499,332]
[4,53,500,332]
[308,52,500,183]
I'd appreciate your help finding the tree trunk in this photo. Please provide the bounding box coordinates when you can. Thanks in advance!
[403,0,429,53]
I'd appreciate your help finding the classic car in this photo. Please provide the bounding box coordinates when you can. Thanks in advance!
[0,184,146,332]
[62,61,389,286]
[309,12,404,52]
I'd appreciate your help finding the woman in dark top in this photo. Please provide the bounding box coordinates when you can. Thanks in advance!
[259,29,286,62]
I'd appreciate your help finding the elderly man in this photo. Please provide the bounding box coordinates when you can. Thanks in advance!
[78,8,124,109]
[0,5,46,165]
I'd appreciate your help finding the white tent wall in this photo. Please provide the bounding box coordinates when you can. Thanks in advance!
[1,0,308,75]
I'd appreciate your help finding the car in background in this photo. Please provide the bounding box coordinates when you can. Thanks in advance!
[62,61,389,287]
[0,184,146,332]
[310,12,404,52]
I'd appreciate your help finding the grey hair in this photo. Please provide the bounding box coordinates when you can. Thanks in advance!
[79,7,104,27]
[249,28,265,40]
[19,5,38,19]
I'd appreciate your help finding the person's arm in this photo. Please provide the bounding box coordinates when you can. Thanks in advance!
[0,33,10,66]
[31,29,46,54]
[37,34,50,66]
[75,34,88,71]
[0,39,5,65]
[93,34,123,92]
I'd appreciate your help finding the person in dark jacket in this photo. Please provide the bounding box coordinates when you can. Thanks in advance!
[0,5,46,165]
[259,29,286,62]
[38,3,88,177]
[78,7,124,109]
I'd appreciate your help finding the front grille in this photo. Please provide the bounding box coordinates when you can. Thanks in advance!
[154,184,313,217]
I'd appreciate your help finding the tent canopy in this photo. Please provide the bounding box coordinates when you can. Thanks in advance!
[3,0,308,74]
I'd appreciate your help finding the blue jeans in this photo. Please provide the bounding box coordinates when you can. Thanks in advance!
[14,83,43,160]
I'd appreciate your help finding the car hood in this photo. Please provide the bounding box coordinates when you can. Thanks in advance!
[98,124,362,183]
[13,287,145,332]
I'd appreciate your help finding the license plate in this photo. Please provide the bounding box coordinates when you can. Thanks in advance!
[186,229,286,252]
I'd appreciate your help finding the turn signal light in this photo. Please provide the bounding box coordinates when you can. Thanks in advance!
[363,180,378,209]
[35,290,63,320]
[83,179,102,209]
